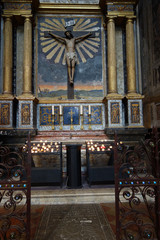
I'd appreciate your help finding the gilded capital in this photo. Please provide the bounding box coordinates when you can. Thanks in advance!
[22,14,33,20]
[107,16,116,21]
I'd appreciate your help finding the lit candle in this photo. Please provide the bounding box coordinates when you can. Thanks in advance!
[59,105,62,115]
[52,105,54,115]
[88,105,91,115]
[80,105,83,115]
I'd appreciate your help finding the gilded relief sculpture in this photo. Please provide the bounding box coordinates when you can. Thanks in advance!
[48,30,92,84]
[40,17,101,99]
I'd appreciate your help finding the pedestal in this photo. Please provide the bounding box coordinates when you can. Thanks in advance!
[0,99,16,129]
[66,144,82,188]
[107,99,124,127]
[127,99,143,127]
[17,98,38,129]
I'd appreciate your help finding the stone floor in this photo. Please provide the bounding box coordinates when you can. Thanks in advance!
[30,171,116,239]
[31,179,116,240]
[33,204,115,240]
[31,176,115,205]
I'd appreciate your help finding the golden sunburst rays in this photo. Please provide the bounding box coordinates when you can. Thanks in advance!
[39,18,101,64]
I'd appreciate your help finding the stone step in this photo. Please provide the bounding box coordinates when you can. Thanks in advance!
[34,130,108,143]
[31,187,115,205]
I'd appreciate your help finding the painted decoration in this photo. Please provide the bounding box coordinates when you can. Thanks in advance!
[83,106,102,125]
[63,106,79,125]
[21,104,30,125]
[39,105,102,126]
[36,16,104,100]
[110,102,120,124]
[130,102,140,124]
[40,106,60,126]
[0,103,10,125]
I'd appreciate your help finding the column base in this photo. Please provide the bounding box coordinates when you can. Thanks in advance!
[126,93,144,99]
[104,93,124,100]
[17,93,36,100]
[0,93,14,100]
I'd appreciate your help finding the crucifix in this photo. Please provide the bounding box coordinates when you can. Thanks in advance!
[44,20,93,99]
[68,108,75,130]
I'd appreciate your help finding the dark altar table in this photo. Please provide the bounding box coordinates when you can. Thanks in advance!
[66,144,82,188]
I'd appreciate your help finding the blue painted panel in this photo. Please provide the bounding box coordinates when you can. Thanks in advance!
[83,106,102,125]
[63,106,79,125]
[40,106,60,126]
[91,106,102,125]
[83,106,89,124]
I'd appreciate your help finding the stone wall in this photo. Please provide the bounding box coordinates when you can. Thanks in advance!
[138,0,160,128]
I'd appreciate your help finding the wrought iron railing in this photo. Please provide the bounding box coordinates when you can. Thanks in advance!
[0,135,31,240]
[114,129,160,240]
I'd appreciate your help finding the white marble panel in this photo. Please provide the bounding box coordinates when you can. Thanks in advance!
[116,27,124,95]
[16,26,24,96]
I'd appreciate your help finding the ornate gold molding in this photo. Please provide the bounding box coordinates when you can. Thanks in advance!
[99,0,138,17]
[0,94,15,101]
[2,0,33,16]
[17,95,38,104]
[2,0,32,2]
[126,93,144,99]
[38,3,101,14]
[38,99,103,104]
[100,0,139,5]
[104,93,124,100]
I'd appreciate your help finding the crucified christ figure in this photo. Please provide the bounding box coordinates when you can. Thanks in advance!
[48,30,92,84]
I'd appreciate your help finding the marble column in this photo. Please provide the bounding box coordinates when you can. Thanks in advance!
[106,17,123,127]
[17,15,38,129]
[125,17,144,127]
[0,15,15,128]
[126,17,136,95]
[3,16,13,96]
[23,15,32,96]
[107,17,117,95]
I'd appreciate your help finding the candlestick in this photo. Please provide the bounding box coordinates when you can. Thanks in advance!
[52,114,55,130]
[59,115,62,130]
[52,105,54,115]
[88,105,91,115]
[81,115,84,130]
[89,114,92,130]
[59,105,62,115]
[80,105,83,115]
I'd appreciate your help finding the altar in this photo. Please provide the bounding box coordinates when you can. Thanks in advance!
[0,0,147,186]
